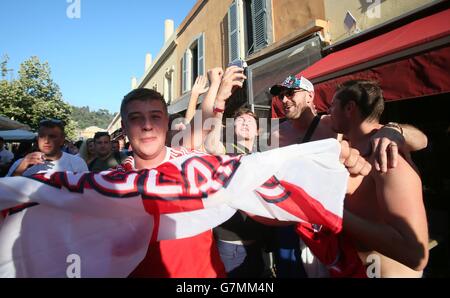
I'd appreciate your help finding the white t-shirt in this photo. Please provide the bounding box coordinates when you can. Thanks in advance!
[0,147,14,166]
[7,152,88,177]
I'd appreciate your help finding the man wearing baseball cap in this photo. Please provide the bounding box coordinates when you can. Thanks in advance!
[270,75,314,95]
[270,75,316,122]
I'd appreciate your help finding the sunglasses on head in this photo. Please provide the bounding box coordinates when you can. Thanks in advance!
[39,119,65,127]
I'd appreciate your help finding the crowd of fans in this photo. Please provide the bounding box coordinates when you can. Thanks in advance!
[0,63,431,278]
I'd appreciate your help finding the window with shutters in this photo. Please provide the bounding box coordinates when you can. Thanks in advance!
[164,67,174,104]
[164,76,172,103]
[250,0,269,52]
[228,0,242,62]
[181,33,205,94]
[227,0,272,62]
[197,33,205,77]
[181,52,189,93]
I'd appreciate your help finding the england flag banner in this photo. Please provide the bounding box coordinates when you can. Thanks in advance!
[0,139,348,277]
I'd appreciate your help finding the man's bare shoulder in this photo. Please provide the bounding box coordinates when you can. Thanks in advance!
[370,153,423,218]
[372,154,420,183]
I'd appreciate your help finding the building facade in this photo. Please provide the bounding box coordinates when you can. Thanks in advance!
[109,0,441,127]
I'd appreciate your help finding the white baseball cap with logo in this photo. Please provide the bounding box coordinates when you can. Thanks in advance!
[270,75,314,96]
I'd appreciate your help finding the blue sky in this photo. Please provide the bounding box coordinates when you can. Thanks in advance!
[0,0,197,113]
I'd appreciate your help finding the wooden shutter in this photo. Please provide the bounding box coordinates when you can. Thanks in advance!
[197,33,205,76]
[228,0,240,62]
[252,0,268,51]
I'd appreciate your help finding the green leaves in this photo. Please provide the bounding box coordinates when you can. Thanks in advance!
[71,106,115,130]
[0,56,76,140]
[0,55,115,140]
[1,54,10,79]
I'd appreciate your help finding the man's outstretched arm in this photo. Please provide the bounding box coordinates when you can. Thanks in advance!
[185,75,209,124]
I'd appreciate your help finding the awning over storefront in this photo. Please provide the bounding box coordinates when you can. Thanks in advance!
[0,129,36,141]
[0,116,31,131]
[272,7,450,117]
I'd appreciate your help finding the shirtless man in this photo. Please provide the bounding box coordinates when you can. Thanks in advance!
[329,80,428,277]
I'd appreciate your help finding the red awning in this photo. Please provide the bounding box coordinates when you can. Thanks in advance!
[272,8,450,117]
[311,46,449,112]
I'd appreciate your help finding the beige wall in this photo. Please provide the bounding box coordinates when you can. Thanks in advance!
[272,0,325,42]
[141,49,178,103]
[324,0,437,43]
[107,114,121,135]
[175,0,234,97]
[174,0,325,97]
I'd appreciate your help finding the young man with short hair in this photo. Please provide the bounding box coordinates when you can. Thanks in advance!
[88,132,127,173]
[329,80,429,277]
[7,119,88,177]
[111,139,120,153]
[206,106,276,277]
[117,88,226,277]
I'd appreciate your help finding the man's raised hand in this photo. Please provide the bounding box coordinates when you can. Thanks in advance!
[215,66,247,103]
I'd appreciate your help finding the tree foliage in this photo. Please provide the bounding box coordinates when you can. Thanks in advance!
[71,106,115,130]
[1,54,10,79]
[0,56,117,140]
[0,56,116,139]
[0,56,77,139]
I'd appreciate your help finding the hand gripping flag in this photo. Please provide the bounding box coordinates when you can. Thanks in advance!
[0,139,349,277]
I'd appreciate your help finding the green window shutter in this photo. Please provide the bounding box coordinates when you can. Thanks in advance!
[252,0,268,51]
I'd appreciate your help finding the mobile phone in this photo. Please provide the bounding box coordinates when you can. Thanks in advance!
[228,59,247,85]
[228,59,247,69]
